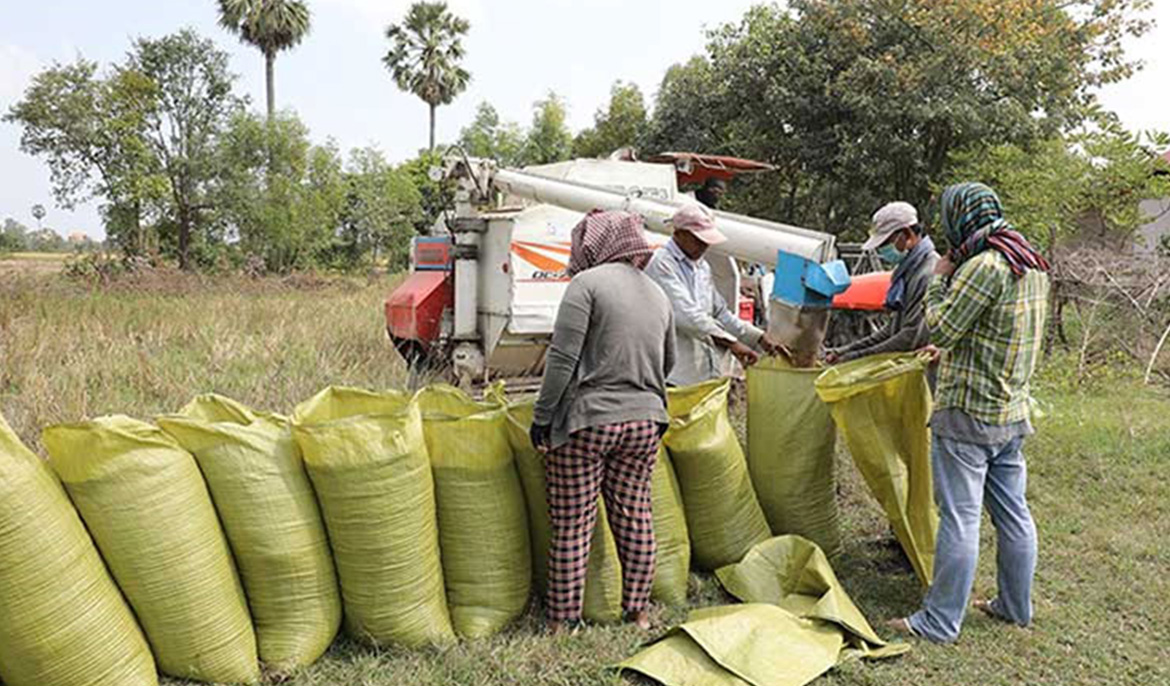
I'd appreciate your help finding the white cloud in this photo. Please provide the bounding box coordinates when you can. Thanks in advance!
[0,44,41,107]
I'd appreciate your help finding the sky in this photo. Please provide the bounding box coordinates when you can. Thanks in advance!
[1,0,1168,239]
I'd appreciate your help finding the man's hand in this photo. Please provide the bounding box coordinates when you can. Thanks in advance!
[758,334,790,358]
[529,423,552,454]
[918,344,942,363]
[823,349,840,365]
[935,253,956,277]
[729,341,761,367]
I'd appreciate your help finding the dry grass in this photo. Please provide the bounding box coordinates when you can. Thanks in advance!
[2,271,1168,686]
[0,252,71,277]
[0,271,406,450]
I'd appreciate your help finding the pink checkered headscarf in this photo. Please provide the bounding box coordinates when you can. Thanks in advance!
[567,210,654,276]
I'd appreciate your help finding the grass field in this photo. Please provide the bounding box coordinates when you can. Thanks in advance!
[1,268,1168,686]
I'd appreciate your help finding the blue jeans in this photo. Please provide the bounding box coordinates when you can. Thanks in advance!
[908,435,1037,643]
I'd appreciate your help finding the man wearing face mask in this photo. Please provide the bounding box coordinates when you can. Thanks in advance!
[825,202,940,365]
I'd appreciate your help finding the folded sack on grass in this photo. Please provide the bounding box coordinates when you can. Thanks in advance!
[619,536,907,686]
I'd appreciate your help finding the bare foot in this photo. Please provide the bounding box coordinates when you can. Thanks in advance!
[629,610,652,631]
[973,598,1015,624]
[547,620,566,636]
[885,617,916,637]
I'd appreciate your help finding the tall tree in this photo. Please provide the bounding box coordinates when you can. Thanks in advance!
[338,147,424,269]
[128,30,243,268]
[217,0,311,121]
[646,56,728,155]
[652,0,1154,235]
[522,92,572,165]
[6,59,165,255]
[30,204,46,230]
[383,2,471,151]
[215,110,346,272]
[573,81,650,159]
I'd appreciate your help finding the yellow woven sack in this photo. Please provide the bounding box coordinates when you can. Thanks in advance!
[415,385,531,639]
[815,353,938,584]
[665,379,771,570]
[0,413,157,686]
[650,446,690,606]
[746,357,841,557]
[497,396,624,623]
[158,394,341,670]
[44,416,259,685]
[292,387,455,647]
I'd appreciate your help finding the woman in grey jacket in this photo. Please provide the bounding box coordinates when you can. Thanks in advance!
[826,201,940,364]
[529,210,675,634]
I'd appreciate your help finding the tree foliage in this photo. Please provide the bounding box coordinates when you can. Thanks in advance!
[217,0,311,120]
[650,0,1155,236]
[127,30,244,267]
[0,218,31,253]
[573,81,649,159]
[457,102,525,166]
[645,57,727,156]
[523,92,573,165]
[947,115,1170,251]
[399,149,454,233]
[6,60,166,255]
[384,2,471,151]
[215,111,346,272]
[337,147,424,270]
[6,31,243,266]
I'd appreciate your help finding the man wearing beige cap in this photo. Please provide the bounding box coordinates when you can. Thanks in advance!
[645,204,785,386]
[825,201,939,365]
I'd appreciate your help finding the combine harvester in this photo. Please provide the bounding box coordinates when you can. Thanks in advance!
[385,153,889,386]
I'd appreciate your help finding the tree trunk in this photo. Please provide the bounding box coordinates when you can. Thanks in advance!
[265,51,276,122]
[429,103,436,152]
[178,207,191,271]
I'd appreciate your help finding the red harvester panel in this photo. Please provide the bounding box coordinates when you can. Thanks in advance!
[832,271,892,312]
[385,271,453,343]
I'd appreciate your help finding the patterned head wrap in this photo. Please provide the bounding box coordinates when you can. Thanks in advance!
[567,210,654,276]
[939,182,1050,277]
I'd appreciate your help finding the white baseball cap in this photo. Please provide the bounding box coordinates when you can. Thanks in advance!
[863,201,919,251]
[670,204,727,245]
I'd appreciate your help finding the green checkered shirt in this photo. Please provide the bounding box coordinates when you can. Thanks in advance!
[927,251,1050,425]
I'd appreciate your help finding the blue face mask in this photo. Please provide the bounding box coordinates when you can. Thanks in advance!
[878,242,907,265]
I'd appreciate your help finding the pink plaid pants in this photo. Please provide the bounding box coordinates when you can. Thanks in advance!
[545,420,660,622]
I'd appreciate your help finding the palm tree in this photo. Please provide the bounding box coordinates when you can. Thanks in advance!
[217,0,311,121]
[383,2,471,151]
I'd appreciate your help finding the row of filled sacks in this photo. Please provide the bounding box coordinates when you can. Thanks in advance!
[0,371,818,686]
[19,395,343,686]
[0,382,703,686]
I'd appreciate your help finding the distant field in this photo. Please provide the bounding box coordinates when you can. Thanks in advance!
[1,271,1167,686]
[0,251,71,276]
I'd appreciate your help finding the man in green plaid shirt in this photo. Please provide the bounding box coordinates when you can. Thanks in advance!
[891,183,1051,644]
